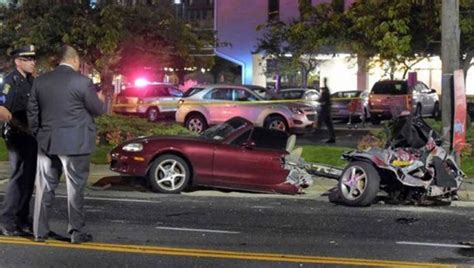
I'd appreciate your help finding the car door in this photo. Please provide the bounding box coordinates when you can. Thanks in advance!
[412,83,423,113]
[203,88,234,124]
[158,86,182,113]
[419,82,435,112]
[212,128,289,190]
[230,88,261,122]
[143,86,165,112]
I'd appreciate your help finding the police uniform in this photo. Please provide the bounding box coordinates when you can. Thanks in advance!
[0,45,37,235]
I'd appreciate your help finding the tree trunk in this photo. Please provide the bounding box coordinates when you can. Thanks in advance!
[301,68,309,88]
[357,56,368,91]
[101,71,114,114]
[389,61,396,80]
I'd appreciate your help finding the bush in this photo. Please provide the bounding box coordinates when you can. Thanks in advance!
[96,114,194,146]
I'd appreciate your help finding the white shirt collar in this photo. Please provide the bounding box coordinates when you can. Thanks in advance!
[59,63,75,70]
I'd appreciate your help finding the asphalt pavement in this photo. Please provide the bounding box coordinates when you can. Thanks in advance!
[0,193,472,267]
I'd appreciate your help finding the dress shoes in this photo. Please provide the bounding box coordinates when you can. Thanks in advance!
[71,231,93,244]
[325,139,336,144]
[1,226,20,237]
[34,236,47,243]
[19,224,33,236]
[34,231,66,243]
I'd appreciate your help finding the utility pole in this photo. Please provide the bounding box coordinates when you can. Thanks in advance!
[441,0,460,151]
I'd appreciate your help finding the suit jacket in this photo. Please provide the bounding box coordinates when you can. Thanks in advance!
[27,65,105,155]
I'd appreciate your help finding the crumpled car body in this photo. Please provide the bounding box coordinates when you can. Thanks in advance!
[110,117,313,194]
[336,115,464,206]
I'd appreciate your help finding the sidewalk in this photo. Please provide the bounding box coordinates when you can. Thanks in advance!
[0,161,473,202]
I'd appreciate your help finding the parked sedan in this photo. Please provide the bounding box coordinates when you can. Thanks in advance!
[176,84,317,134]
[110,117,312,194]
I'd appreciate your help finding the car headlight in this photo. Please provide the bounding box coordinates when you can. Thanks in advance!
[122,143,143,152]
[290,107,304,115]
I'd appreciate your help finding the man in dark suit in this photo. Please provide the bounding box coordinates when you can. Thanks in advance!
[27,45,105,243]
[0,45,37,236]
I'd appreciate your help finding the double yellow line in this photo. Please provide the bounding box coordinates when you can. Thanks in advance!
[0,236,456,267]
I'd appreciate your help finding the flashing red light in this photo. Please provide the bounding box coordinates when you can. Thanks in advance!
[135,78,149,87]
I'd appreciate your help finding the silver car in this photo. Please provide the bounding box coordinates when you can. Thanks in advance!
[277,88,321,110]
[113,82,183,121]
[412,82,440,117]
[175,84,318,134]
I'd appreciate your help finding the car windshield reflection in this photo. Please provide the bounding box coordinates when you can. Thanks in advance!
[201,117,249,140]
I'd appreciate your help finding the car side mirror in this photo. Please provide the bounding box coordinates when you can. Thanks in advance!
[430,89,437,94]
[242,140,256,149]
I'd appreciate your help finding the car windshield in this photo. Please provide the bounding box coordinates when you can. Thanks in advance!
[201,117,249,140]
[183,87,205,97]
[282,91,304,99]
[371,81,408,95]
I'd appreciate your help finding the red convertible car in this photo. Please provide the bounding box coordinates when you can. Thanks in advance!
[110,117,312,194]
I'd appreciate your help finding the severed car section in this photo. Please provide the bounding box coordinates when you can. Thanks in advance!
[334,114,464,206]
[110,117,314,194]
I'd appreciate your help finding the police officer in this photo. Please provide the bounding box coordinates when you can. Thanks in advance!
[0,45,37,236]
[318,78,335,143]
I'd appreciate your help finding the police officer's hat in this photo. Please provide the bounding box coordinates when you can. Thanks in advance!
[10,45,36,58]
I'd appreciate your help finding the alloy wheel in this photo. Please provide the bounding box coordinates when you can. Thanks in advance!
[154,159,187,191]
[340,165,368,200]
[188,118,204,133]
[268,119,287,131]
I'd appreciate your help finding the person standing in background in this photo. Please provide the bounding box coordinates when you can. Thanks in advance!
[318,78,335,143]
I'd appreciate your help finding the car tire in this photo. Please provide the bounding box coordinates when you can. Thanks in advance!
[146,107,159,122]
[338,161,380,207]
[148,154,191,194]
[432,102,440,119]
[185,113,208,133]
[264,115,288,132]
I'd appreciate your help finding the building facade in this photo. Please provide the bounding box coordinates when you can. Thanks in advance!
[214,0,473,94]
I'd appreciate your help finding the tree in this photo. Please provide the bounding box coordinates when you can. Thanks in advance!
[460,0,474,80]
[255,20,297,89]
[287,3,337,87]
[0,2,213,112]
[256,3,337,88]
[342,0,431,79]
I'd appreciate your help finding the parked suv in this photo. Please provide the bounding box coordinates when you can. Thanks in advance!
[368,80,439,124]
[113,82,183,121]
[175,84,317,134]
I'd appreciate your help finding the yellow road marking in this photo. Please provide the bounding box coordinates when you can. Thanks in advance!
[0,237,456,267]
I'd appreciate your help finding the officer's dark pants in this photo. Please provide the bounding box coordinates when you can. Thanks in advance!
[1,133,37,228]
[318,111,335,141]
